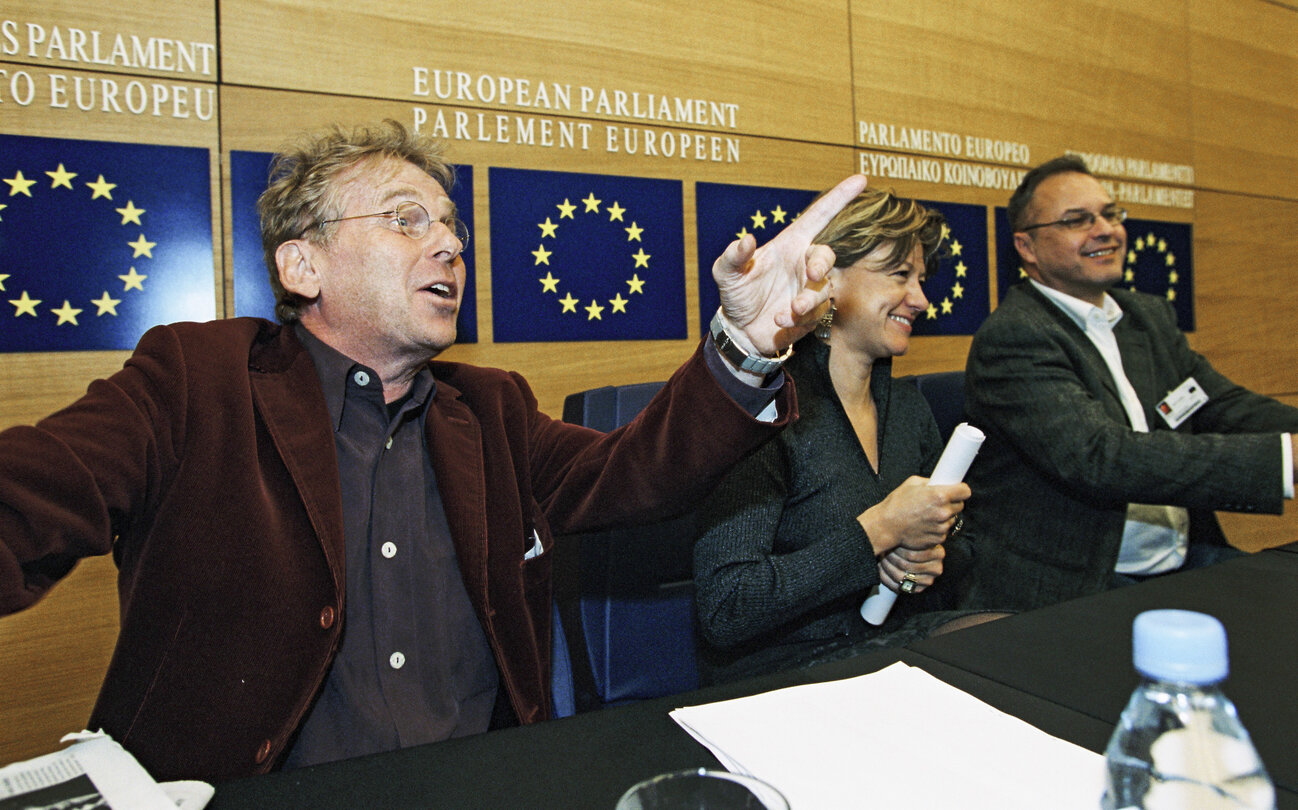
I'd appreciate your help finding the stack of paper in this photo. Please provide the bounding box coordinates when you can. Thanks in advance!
[670,662,1105,809]
[0,731,213,809]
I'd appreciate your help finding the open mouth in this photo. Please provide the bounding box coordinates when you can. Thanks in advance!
[1082,247,1119,259]
[426,282,455,299]
[888,314,913,327]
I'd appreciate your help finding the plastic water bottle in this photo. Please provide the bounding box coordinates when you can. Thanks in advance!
[1102,609,1275,809]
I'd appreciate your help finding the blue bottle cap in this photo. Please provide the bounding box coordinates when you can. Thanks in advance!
[1132,609,1228,684]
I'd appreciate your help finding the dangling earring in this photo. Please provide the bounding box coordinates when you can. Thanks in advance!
[815,300,836,340]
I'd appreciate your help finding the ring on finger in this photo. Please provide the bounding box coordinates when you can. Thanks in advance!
[899,572,917,594]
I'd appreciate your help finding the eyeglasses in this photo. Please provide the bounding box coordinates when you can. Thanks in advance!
[311,201,470,257]
[1019,207,1127,233]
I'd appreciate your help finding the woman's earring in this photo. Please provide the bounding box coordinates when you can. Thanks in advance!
[815,301,836,340]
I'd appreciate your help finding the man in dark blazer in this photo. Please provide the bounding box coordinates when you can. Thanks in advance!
[959,155,1298,612]
[0,120,865,781]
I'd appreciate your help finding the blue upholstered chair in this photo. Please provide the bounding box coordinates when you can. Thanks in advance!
[550,601,576,718]
[553,382,701,710]
[903,370,966,443]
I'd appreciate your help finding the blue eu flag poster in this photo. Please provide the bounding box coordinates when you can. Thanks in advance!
[228,151,276,321]
[1,133,214,352]
[994,208,1194,331]
[489,167,685,342]
[993,206,1028,297]
[694,182,818,335]
[1119,217,1194,331]
[229,151,478,342]
[911,199,991,337]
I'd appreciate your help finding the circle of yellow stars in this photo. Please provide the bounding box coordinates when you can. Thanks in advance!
[1124,229,1179,302]
[533,192,649,321]
[924,222,966,320]
[2,163,154,326]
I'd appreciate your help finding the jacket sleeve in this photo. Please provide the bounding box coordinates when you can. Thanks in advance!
[691,433,881,649]
[0,325,186,614]
[523,338,797,535]
[966,296,1296,514]
[1149,298,1298,437]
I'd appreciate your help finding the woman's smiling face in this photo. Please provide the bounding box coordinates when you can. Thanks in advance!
[830,241,929,362]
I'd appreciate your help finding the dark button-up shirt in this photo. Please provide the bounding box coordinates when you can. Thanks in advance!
[284,324,781,768]
[285,326,496,768]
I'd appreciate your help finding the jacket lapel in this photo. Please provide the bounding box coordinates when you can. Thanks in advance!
[248,327,346,596]
[1020,284,1126,416]
[1115,315,1160,426]
[424,379,490,603]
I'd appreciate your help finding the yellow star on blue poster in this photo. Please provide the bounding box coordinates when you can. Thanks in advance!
[489,167,685,342]
[694,181,819,334]
[904,199,990,336]
[1121,217,1195,329]
[1,133,214,352]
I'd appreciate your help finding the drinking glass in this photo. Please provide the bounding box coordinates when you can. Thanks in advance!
[615,768,789,809]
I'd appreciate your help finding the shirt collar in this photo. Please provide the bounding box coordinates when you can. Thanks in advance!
[1029,278,1123,332]
[294,323,435,430]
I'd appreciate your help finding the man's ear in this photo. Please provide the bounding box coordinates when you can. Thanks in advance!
[1013,231,1038,274]
[276,240,321,301]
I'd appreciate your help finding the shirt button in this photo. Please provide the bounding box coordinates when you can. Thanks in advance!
[319,606,336,629]
[389,651,406,670]
[381,542,397,559]
[353,370,370,387]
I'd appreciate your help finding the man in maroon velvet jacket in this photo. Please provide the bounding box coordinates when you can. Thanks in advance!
[0,120,865,781]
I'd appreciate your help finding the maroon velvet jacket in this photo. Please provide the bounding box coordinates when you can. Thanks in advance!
[0,318,793,781]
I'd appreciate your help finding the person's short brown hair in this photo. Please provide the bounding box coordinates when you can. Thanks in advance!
[257,119,456,323]
[813,187,945,275]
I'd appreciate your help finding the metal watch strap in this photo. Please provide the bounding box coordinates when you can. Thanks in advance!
[709,311,793,376]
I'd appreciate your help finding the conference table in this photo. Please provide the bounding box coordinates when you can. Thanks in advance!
[208,549,1298,809]
[909,547,1298,801]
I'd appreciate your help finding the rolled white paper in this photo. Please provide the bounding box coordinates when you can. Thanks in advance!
[925,422,986,488]
[860,422,985,625]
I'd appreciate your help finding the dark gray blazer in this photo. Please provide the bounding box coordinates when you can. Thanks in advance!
[959,283,1298,611]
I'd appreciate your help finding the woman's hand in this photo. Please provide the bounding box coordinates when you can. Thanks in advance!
[858,475,968,559]
[877,544,945,594]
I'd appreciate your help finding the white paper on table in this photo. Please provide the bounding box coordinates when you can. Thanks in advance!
[0,731,213,810]
[670,662,1105,810]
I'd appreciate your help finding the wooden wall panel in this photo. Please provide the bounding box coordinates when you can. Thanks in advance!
[1189,0,1298,198]
[2,1,215,80]
[1219,506,1298,554]
[1187,191,1298,399]
[0,557,118,766]
[850,0,1194,169]
[0,64,217,147]
[219,0,854,144]
[1,3,222,764]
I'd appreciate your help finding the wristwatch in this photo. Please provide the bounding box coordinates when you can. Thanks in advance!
[709,311,793,376]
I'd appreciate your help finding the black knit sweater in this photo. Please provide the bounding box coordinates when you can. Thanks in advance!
[693,335,963,683]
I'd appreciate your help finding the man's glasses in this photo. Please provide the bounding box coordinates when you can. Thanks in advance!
[1019,207,1128,233]
[311,201,470,257]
